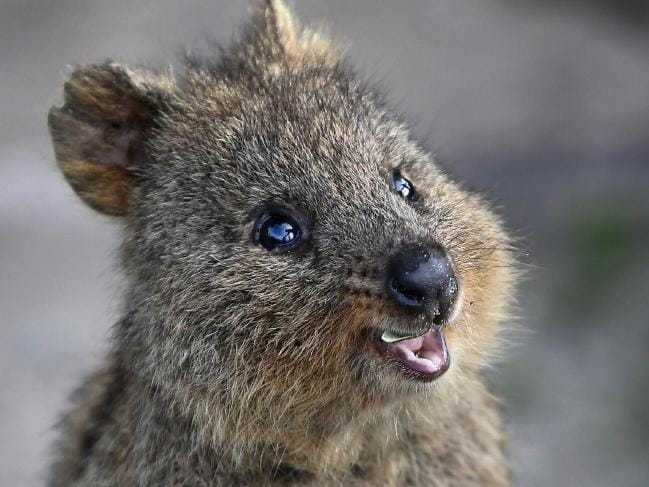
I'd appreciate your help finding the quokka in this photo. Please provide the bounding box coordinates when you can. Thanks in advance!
[48,1,518,485]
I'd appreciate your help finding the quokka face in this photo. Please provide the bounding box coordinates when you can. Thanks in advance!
[49,0,515,428]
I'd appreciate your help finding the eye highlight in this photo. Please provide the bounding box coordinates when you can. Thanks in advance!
[392,170,417,201]
[252,207,308,253]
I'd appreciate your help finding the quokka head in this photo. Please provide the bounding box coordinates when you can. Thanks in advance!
[49,0,516,434]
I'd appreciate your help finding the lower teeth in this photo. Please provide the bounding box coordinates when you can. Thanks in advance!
[381,329,421,343]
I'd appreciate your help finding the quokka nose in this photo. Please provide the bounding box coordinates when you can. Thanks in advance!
[386,243,458,321]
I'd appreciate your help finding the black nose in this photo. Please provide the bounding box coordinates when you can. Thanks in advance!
[386,244,458,321]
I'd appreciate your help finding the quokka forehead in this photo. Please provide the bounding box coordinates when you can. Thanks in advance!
[150,113,425,211]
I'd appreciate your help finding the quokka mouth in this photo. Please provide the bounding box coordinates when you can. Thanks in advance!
[377,327,450,381]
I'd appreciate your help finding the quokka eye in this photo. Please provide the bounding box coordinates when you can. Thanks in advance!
[392,170,417,201]
[253,207,307,252]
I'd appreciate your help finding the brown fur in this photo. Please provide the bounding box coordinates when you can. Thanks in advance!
[47,1,518,485]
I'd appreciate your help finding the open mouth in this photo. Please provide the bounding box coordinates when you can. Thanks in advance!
[376,327,450,381]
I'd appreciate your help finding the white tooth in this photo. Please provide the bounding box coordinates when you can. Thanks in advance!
[381,329,419,343]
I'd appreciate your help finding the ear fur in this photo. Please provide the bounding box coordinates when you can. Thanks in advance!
[255,0,299,51]
[250,0,341,67]
[48,62,174,216]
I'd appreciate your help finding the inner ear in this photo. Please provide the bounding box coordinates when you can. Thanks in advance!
[48,63,171,216]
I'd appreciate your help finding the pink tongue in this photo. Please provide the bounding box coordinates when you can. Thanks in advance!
[388,328,450,378]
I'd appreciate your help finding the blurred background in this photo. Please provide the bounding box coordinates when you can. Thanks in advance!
[1,0,648,485]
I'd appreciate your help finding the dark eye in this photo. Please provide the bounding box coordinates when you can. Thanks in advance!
[392,170,417,201]
[253,209,304,252]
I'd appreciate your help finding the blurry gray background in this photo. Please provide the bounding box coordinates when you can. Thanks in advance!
[1,0,648,485]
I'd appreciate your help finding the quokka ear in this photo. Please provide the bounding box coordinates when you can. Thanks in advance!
[252,0,299,52]
[249,0,341,66]
[48,62,175,216]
